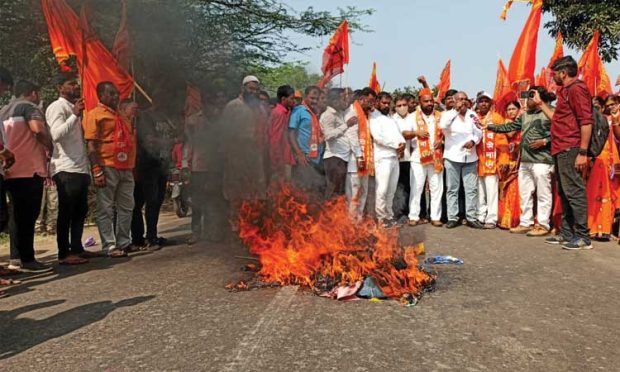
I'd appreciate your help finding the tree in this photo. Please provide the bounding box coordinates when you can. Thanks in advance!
[543,0,620,62]
[254,62,323,96]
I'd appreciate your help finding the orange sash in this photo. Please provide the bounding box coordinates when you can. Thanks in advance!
[476,112,498,176]
[415,108,444,173]
[353,101,374,176]
[112,115,133,170]
[303,103,321,159]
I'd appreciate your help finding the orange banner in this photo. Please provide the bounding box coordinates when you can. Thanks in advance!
[369,62,380,94]
[507,0,542,91]
[436,59,451,102]
[318,20,349,88]
[578,31,613,97]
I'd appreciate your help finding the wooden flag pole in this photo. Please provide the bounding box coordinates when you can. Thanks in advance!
[134,80,152,104]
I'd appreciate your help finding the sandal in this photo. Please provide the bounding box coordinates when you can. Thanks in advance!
[108,249,128,258]
[59,255,89,265]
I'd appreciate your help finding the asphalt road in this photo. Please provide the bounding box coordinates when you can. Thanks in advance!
[1,216,620,371]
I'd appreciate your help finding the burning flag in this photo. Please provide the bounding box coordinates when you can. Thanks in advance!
[578,31,613,98]
[369,62,380,94]
[231,185,435,302]
[318,20,349,88]
[507,0,542,91]
[436,59,451,102]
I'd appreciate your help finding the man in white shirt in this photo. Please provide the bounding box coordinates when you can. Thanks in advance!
[46,72,95,265]
[408,88,444,226]
[320,88,354,199]
[344,88,375,222]
[439,91,483,229]
[392,95,415,221]
[370,92,406,228]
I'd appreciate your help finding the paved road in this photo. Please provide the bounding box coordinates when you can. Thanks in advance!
[1,216,620,371]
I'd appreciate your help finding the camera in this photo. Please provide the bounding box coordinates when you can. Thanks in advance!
[520,90,536,99]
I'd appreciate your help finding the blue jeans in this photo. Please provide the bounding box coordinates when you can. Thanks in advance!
[445,159,478,222]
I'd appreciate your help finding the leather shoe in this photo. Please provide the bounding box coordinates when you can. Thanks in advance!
[466,220,484,229]
[445,220,460,229]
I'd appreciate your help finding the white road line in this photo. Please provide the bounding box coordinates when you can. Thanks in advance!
[222,285,299,371]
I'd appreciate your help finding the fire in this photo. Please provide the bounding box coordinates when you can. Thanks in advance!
[235,184,435,300]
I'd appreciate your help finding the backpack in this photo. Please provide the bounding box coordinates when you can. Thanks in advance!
[588,107,609,158]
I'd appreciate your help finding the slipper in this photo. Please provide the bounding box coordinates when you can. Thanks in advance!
[59,256,89,265]
[108,249,128,258]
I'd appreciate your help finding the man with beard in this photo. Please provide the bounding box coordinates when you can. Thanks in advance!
[320,88,352,198]
[288,86,325,194]
[46,72,98,265]
[408,88,444,226]
[538,56,593,250]
[370,92,406,228]
[268,85,296,183]
[475,92,504,229]
[344,88,375,221]
[221,75,269,231]
[439,91,483,229]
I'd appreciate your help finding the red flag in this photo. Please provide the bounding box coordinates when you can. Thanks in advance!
[369,62,380,93]
[42,0,134,111]
[184,83,203,119]
[318,20,349,88]
[547,32,564,68]
[436,59,451,102]
[493,58,517,117]
[507,0,542,91]
[578,31,613,97]
[112,0,130,70]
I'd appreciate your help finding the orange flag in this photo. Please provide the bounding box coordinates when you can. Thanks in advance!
[42,0,134,111]
[536,67,547,89]
[184,83,203,119]
[547,32,564,68]
[507,0,543,91]
[112,0,130,71]
[493,58,516,117]
[318,20,349,88]
[436,59,451,102]
[578,31,613,97]
[369,62,380,93]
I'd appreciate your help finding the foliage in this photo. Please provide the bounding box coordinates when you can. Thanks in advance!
[543,0,620,62]
[254,62,323,96]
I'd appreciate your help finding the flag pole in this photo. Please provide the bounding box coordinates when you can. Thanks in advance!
[134,81,152,104]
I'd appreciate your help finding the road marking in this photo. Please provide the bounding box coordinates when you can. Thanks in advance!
[223,285,299,371]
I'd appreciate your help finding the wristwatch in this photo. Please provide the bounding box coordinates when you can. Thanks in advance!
[578,148,588,156]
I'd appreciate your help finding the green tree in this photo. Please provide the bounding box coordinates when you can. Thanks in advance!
[254,62,322,96]
[543,0,620,62]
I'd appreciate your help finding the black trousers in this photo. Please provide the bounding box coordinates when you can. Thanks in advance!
[191,171,227,241]
[555,148,590,241]
[393,162,411,219]
[5,176,43,263]
[53,172,90,259]
[323,157,348,199]
[0,175,8,232]
[132,169,168,244]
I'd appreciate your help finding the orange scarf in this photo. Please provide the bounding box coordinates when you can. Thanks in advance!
[113,115,133,170]
[476,111,498,176]
[415,108,444,173]
[353,101,374,176]
[303,103,321,159]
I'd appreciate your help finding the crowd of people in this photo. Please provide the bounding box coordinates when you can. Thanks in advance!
[0,54,619,292]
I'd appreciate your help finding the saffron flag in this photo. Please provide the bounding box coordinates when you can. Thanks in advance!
[184,83,203,119]
[436,59,451,102]
[493,58,516,117]
[41,0,134,111]
[547,32,564,68]
[369,62,380,94]
[318,20,349,88]
[536,67,547,89]
[507,0,543,91]
[112,0,130,71]
[578,31,613,97]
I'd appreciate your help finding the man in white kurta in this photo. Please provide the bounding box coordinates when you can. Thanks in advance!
[392,96,415,221]
[369,92,405,227]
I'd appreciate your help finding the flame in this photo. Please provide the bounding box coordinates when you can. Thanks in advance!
[237,184,434,299]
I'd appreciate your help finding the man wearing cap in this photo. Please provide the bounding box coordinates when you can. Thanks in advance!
[475,91,504,229]
[408,88,444,226]
[439,91,483,229]
[288,85,325,195]
[221,75,268,230]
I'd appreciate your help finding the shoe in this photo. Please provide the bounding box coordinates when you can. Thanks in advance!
[445,220,460,229]
[510,225,532,234]
[156,236,168,246]
[20,260,53,273]
[527,225,550,237]
[545,235,569,245]
[431,220,443,227]
[408,219,420,226]
[562,238,593,250]
[483,223,496,229]
[145,241,162,251]
[466,220,484,229]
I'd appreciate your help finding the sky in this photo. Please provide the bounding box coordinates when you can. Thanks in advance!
[282,0,619,96]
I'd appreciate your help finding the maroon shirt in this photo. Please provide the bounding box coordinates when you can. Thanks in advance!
[268,103,295,167]
[551,79,593,155]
